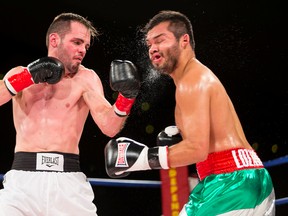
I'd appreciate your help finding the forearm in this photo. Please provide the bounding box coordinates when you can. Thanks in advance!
[0,80,12,106]
[168,140,208,168]
[91,105,127,137]
[104,111,127,137]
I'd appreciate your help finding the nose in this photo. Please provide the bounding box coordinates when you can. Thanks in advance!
[79,45,87,55]
[149,44,158,55]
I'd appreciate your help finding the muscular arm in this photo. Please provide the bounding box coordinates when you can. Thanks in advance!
[103,64,247,177]
[82,69,127,137]
[0,80,12,106]
[168,72,212,167]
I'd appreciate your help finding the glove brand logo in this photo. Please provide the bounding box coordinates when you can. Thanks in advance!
[36,153,64,171]
[116,142,130,167]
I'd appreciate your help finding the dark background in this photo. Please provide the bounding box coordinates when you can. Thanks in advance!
[0,0,287,215]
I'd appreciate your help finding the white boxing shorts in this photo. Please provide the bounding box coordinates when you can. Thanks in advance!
[0,152,97,216]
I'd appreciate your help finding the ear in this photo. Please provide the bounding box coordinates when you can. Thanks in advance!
[49,33,60,48]
[181,34,190,48]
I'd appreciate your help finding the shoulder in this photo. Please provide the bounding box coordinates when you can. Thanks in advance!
[177,60,222,99]
[181,60,216,88]
[75,65,101,82]
[78,65,98,76]
[73,65,104,92]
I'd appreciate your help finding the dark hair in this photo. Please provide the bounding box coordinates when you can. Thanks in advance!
[142,10,195,50]
[46,12,99,47]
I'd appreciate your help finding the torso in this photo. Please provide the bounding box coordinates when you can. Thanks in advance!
[174,59,252,154]
[13,66,97,154]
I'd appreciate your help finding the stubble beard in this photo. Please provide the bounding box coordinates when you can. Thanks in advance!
[154,44,179,75]
[58,43,79,75]
[70,63,79,74]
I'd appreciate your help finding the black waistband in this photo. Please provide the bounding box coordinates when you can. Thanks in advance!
[12,152,81,172]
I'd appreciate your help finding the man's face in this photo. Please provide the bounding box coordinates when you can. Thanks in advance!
[146,22,180,74]
[57,22,91,75]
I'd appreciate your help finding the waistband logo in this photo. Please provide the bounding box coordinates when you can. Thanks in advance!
[41,156,59,167]
[232,149,263,168]
[36,153,64,171]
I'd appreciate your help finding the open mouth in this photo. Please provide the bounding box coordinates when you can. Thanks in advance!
[152,53,162,63]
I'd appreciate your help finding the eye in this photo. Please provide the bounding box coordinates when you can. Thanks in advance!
[155,38,164,45]
[74,41,81,45]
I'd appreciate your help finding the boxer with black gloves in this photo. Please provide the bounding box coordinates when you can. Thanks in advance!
[110,59,140,117]
[105,126,181,178]
[0,13,143,215]
[4,56,64,95]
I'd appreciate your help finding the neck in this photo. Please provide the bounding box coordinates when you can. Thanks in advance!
[171,54,196,80]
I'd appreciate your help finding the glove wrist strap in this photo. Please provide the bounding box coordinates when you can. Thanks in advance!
[148,146,169,169]
[114,93,135,117]
[4,68,34,95]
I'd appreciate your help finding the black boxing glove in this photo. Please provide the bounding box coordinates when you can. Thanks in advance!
[105,137,169,178]
[157,125,182,147]
[110,60,140,117]
[4,56,64,95]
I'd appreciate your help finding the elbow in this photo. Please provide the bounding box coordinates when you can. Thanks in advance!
[100,126,121,138]
[194,142,210,162]
[193,143,209,163]
[95,116,124,138]
[105,131,119,138]
[197,151,208,162]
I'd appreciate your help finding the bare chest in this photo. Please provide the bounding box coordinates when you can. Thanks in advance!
[15,82,83,113]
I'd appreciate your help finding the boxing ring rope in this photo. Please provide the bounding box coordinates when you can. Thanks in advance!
[262,155,288,206]
[0,155,287,206]
[87,178,161,188]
